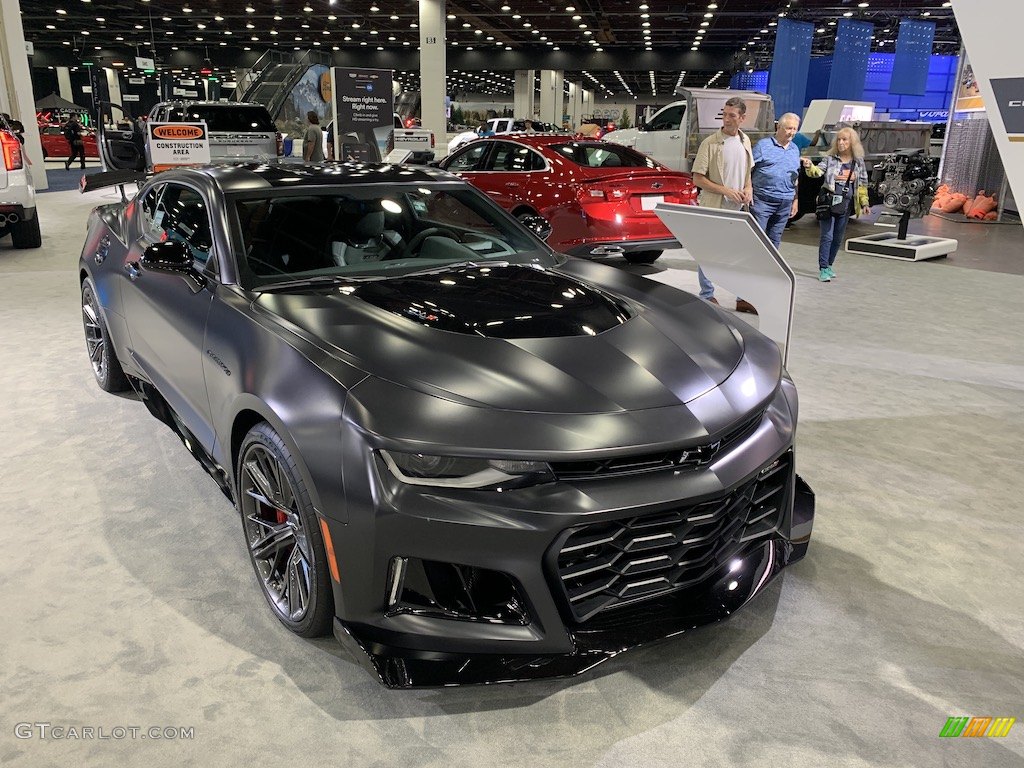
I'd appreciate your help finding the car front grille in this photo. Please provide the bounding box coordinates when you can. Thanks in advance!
[553,450,793,623]
[548,410,764,481]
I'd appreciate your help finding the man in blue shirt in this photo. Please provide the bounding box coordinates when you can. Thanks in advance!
[750,113,802,250]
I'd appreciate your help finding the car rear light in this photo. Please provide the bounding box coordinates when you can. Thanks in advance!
[430,132,435,148]
[1,131,23,171]
[275,130,283,156]
[582,186,626,202]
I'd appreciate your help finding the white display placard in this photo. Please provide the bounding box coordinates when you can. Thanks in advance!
[655,203,796,365]
[148,122,211,171]
[952,1,1024,217]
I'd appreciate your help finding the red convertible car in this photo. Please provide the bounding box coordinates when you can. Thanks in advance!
[439,133,697,264]
[39,124,99,159]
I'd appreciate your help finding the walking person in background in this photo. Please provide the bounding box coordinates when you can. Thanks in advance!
[803,126,871,282]
[63,117,86,171]
[303,111,324,163]
[692,96,757,313]
[751,112,802,250]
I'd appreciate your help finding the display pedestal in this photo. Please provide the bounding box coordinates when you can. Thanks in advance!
[846,210,957,261]
[845,231,958,261]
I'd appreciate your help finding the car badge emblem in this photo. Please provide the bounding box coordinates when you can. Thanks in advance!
[679,440,722,466]
[652,182,663,190]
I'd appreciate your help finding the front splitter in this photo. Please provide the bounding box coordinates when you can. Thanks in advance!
[335,477,814,688]
[335,474,813,687]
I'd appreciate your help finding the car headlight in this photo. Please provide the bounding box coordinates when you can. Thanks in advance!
[380,450,554,489]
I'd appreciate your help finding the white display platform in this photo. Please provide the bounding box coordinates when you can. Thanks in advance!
[844,232,958,261]
[655,203,796,366]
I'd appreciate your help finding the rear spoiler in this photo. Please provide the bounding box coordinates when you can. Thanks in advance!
[79,168,149,195]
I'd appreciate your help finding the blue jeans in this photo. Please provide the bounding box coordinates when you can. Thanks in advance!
[697,267,715,299]
[751,196,792,250]
[818,212,850,269]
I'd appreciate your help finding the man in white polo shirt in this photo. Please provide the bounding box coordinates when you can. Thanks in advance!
[691,96,756,314]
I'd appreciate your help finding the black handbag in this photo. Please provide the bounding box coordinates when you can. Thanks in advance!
[815,173,853,220]
[814,187,832,220]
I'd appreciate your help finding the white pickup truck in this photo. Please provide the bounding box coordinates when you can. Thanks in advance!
[390,114,435,164]
[605,88,775,172]
[0,119,41,249]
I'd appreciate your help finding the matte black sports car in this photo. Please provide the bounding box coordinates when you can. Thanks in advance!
[79,162,814,687]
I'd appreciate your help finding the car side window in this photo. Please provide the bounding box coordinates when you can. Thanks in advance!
[138,185,165,236]
[445,143,489,172]
[487,142,543,172]
[154,184,214,267]
[647,105,685,132]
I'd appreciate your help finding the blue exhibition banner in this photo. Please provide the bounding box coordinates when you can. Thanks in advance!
[889,19,935,95]
[768,18,814,117]
[827,19,874,100]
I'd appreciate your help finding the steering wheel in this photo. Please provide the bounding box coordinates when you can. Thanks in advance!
[402,227,461,258]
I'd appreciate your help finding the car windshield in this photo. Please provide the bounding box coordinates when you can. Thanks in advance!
[233,183,557,290]
[169,105,275,133]
[550,142,660,169]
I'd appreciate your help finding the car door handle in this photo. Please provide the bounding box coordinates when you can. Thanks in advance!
[668,134,681,140]
[124,261,141,281]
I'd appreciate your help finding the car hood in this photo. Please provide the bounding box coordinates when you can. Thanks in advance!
[253,262,745,415]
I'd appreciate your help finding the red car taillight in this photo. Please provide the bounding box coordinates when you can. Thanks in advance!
[276,131,284,156]
[1,131,23,171]
[580,185,626,203]
[430,133,435,148]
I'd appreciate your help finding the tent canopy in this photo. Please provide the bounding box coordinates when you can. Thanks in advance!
[35,93,88,112]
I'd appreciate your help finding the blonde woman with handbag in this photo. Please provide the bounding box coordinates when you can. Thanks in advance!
[802,127,871,282]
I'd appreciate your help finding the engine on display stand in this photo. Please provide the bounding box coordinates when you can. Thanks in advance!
[874,149,940,228]
[846,148,957,262]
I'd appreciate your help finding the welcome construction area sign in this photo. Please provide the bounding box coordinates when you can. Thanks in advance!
[148,122,211,171]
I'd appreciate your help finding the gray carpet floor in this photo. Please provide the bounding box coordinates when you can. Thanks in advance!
[1,188,1022,767]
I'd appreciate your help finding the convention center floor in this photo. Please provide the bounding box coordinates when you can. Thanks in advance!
[1,187,1022,767]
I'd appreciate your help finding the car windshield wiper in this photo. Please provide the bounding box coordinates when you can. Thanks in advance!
[397,260,511,278]
[255,275,381,293]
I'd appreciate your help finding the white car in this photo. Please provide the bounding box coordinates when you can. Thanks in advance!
[0,123,40,249]
[448,118,568,153]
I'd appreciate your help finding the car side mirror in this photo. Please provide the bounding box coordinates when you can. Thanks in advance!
[518,214,552,242]
[141,240,192,273]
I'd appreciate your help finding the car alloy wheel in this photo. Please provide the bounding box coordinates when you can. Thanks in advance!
[81,277,128,392]
[238,423,333,637]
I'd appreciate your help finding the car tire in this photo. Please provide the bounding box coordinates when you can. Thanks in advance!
[81,277,130,393]
[237,422,334,639]
[624,250,662,265]
[10,215,41,249]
